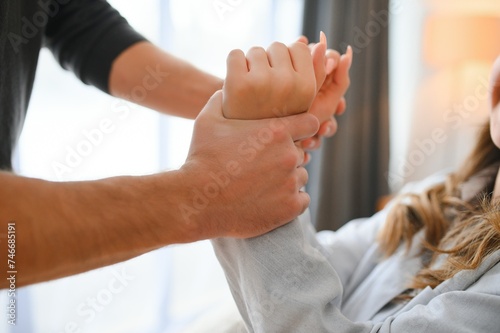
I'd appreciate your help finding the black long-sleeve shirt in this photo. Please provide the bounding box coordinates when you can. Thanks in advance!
[0,0,146,170]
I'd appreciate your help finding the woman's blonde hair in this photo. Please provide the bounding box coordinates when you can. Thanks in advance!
[378,122,500,291]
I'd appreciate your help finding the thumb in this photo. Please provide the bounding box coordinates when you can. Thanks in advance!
[311,32,327,92]
[333,46,353,89]
[196,90,224,121]
[295,35,309,44]
[285,112,320,142]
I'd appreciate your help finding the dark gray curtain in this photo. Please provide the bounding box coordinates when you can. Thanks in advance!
[303,0,390,231]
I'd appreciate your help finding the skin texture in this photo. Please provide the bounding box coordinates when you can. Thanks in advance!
[490,56,500,149]
[489,56,500,197]
[222,41,319,119]
[0,39,331,288]
[109,41,224,119]
[301,40,352,151]
[0,101,318,287]
[222,34,352,160]
[0,35,348,288]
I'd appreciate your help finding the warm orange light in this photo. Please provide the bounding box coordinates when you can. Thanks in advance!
[423,15,500,67]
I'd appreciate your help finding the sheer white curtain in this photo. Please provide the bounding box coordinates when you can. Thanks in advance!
[0,1,304,332]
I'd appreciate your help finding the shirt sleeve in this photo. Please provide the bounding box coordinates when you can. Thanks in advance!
[211,214,500,333]
[44,0,147,93]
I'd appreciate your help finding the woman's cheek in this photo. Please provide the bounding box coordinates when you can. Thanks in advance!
[490,104,500,148]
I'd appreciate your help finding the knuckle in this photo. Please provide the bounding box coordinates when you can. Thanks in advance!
[268,41,287,51]
[331,119,338,133]
[287,195,305,217]
[300,195,310,214]
[247,46,266,56]
[282,150,299,170]
[300,166,309,184]
[290,41,310,54]
[271,125,288,142]
[345,76,351,87]
[227,48,244,59]
[284,176,298,194]
[326,50,341,62]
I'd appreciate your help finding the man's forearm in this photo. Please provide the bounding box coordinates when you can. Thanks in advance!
[0,170,198,288]
[0,89,318,288]
[109,41,223,119]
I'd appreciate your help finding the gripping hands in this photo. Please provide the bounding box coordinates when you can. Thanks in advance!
[222,33,352,152]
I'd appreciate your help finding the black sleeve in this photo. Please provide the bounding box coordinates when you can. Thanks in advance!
[44,0,147,93]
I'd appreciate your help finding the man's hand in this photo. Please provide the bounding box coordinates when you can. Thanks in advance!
[181,91,319,239]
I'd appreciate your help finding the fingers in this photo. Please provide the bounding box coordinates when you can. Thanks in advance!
[325,49,341,75]
[301,137,320,151]
[297,165,309,189]
[288,42,315,74]
[286,113,319,142]
[197,90,224,120]
[300,116,339,151]
[310,40,327,91]
[294,160,310,215]
[266,42,294,70]
[317,117,337,138]
[295,35,309,45]
[303,152,311,165]
[336,97,347,116]
[333,46,353,88]
[295,143,306,165]
[320,31,327,46]
[226,49,248,77]
[296,189,311,216]
[246,46,270,72]
[240,42,315,74]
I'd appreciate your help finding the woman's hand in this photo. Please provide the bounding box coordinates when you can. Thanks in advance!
[300,36,353,152]
[222,40,322,120]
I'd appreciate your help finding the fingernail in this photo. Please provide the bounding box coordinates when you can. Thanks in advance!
[326,58,335,74]
[347,45,353,68]
[311,42,321,54]
[320,31,327,45]
[307,139,316,149]
[325,124,335,136]
[304,152,311,165]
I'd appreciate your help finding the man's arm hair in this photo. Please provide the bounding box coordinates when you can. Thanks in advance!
[0,170,197,288]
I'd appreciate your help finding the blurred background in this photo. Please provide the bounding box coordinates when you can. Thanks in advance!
[1,0,500,332]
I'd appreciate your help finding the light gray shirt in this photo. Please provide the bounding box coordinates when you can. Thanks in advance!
[212,171,500,332]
